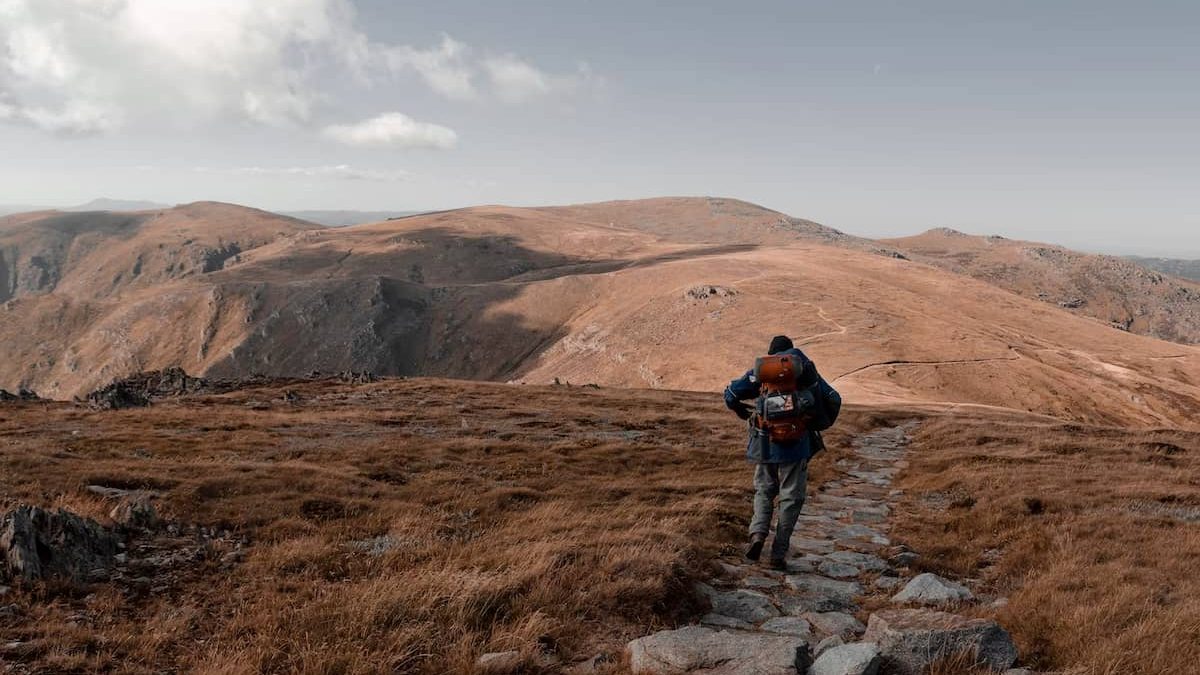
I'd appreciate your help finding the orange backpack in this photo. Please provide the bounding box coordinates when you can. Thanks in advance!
[753,354,816,442]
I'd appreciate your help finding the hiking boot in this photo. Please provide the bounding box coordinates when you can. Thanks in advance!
[745,533,766,561]
[768,557,788,572]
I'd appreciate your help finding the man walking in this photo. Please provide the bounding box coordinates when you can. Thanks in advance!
[723,335,839,570]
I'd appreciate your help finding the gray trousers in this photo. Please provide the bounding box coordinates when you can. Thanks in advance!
[749,461,809,560]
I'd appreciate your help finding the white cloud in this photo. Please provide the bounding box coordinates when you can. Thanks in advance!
[322,112,457,149]
[483,54,551,103]
[0,0,596,137]
[382,34,477,101]
[196,164,410,181]
[0,0,363,133]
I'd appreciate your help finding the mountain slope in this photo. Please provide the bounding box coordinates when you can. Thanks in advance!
[0,198,1197,428]
[883,228,1200,345]
[0,202,318,302]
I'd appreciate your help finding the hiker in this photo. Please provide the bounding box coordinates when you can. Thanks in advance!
[723,335,841,570]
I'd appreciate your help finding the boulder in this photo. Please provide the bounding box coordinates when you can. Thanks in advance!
[109,497,159,530]
[864,609,1018,674]
[891,573,973,606]
[627,626,810,675]
[698,584,780,623]
[0,506,119,584]
[803,612,866,640]
[809,643,882,675]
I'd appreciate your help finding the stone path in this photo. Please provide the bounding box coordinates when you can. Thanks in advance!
[624,425,1024,675]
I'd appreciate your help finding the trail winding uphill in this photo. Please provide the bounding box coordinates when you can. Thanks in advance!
[625,425,1021,674]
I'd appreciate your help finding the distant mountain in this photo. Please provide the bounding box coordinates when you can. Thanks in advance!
[1127,256,1200,283]
[279,210,421,227]
[1,197,1198,430]
[66,198,172,212]
[882,228,1200,345]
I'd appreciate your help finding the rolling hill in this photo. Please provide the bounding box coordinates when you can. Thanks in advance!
[1,198,1197,430]
[882,228,1200,344]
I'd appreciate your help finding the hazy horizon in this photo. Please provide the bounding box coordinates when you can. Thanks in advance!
[2,1,1198,258]
[2,193,1198,259]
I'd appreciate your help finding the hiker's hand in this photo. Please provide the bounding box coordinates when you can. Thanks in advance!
[734,403,753,420]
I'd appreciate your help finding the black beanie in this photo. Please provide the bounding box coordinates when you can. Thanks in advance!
[768,335,794,355]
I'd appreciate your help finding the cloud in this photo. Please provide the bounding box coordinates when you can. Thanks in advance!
[0,0,363,133]
[382,34,477,101]
[0,0,596,138]
[322,113,457,149]
[196,164,410,181]
[483,55,551,103]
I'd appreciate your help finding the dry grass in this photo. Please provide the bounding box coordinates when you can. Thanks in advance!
[892,411,1200,675]
[0,378,875,674]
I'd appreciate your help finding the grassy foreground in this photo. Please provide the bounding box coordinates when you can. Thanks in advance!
[0,378,866,673]
[893,412,1200,675]
[4,378,1196,673]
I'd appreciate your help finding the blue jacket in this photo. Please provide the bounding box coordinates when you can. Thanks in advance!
[724,348,817,464]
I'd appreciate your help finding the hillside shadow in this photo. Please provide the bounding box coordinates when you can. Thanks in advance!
[208,228,749,384]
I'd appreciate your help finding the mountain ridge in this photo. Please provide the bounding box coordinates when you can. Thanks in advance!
[0,197,1196,430]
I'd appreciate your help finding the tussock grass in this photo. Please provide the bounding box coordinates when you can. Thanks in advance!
[893,413,1200,675]
[0,378,871,673]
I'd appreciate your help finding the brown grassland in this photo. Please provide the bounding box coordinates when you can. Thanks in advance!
[0,377,871,674]
[2,377,1199,674]
[892,412,1200,675]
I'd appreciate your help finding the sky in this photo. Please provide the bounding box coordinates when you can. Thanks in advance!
[1,0,1197,256]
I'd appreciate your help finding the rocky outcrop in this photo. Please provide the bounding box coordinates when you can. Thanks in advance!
[0,388,39,402]
[863,609,1017,674]
[0,506,119,584]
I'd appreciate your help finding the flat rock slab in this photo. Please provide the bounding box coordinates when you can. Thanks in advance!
[803,611,866,640]
[790,537,835,555]
[785,574,863,601]
[701,613,753,630]
[825,550,888,573]
[779,593,853,615]
[864,609,1018,675]
[626,626,810,675]
[892,573,974,606]
[819,561,861,578]
[810,642,882,675]
[699,585,780,623]
[759,616,815,639]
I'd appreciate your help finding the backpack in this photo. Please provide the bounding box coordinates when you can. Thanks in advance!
[753,353,841,441]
